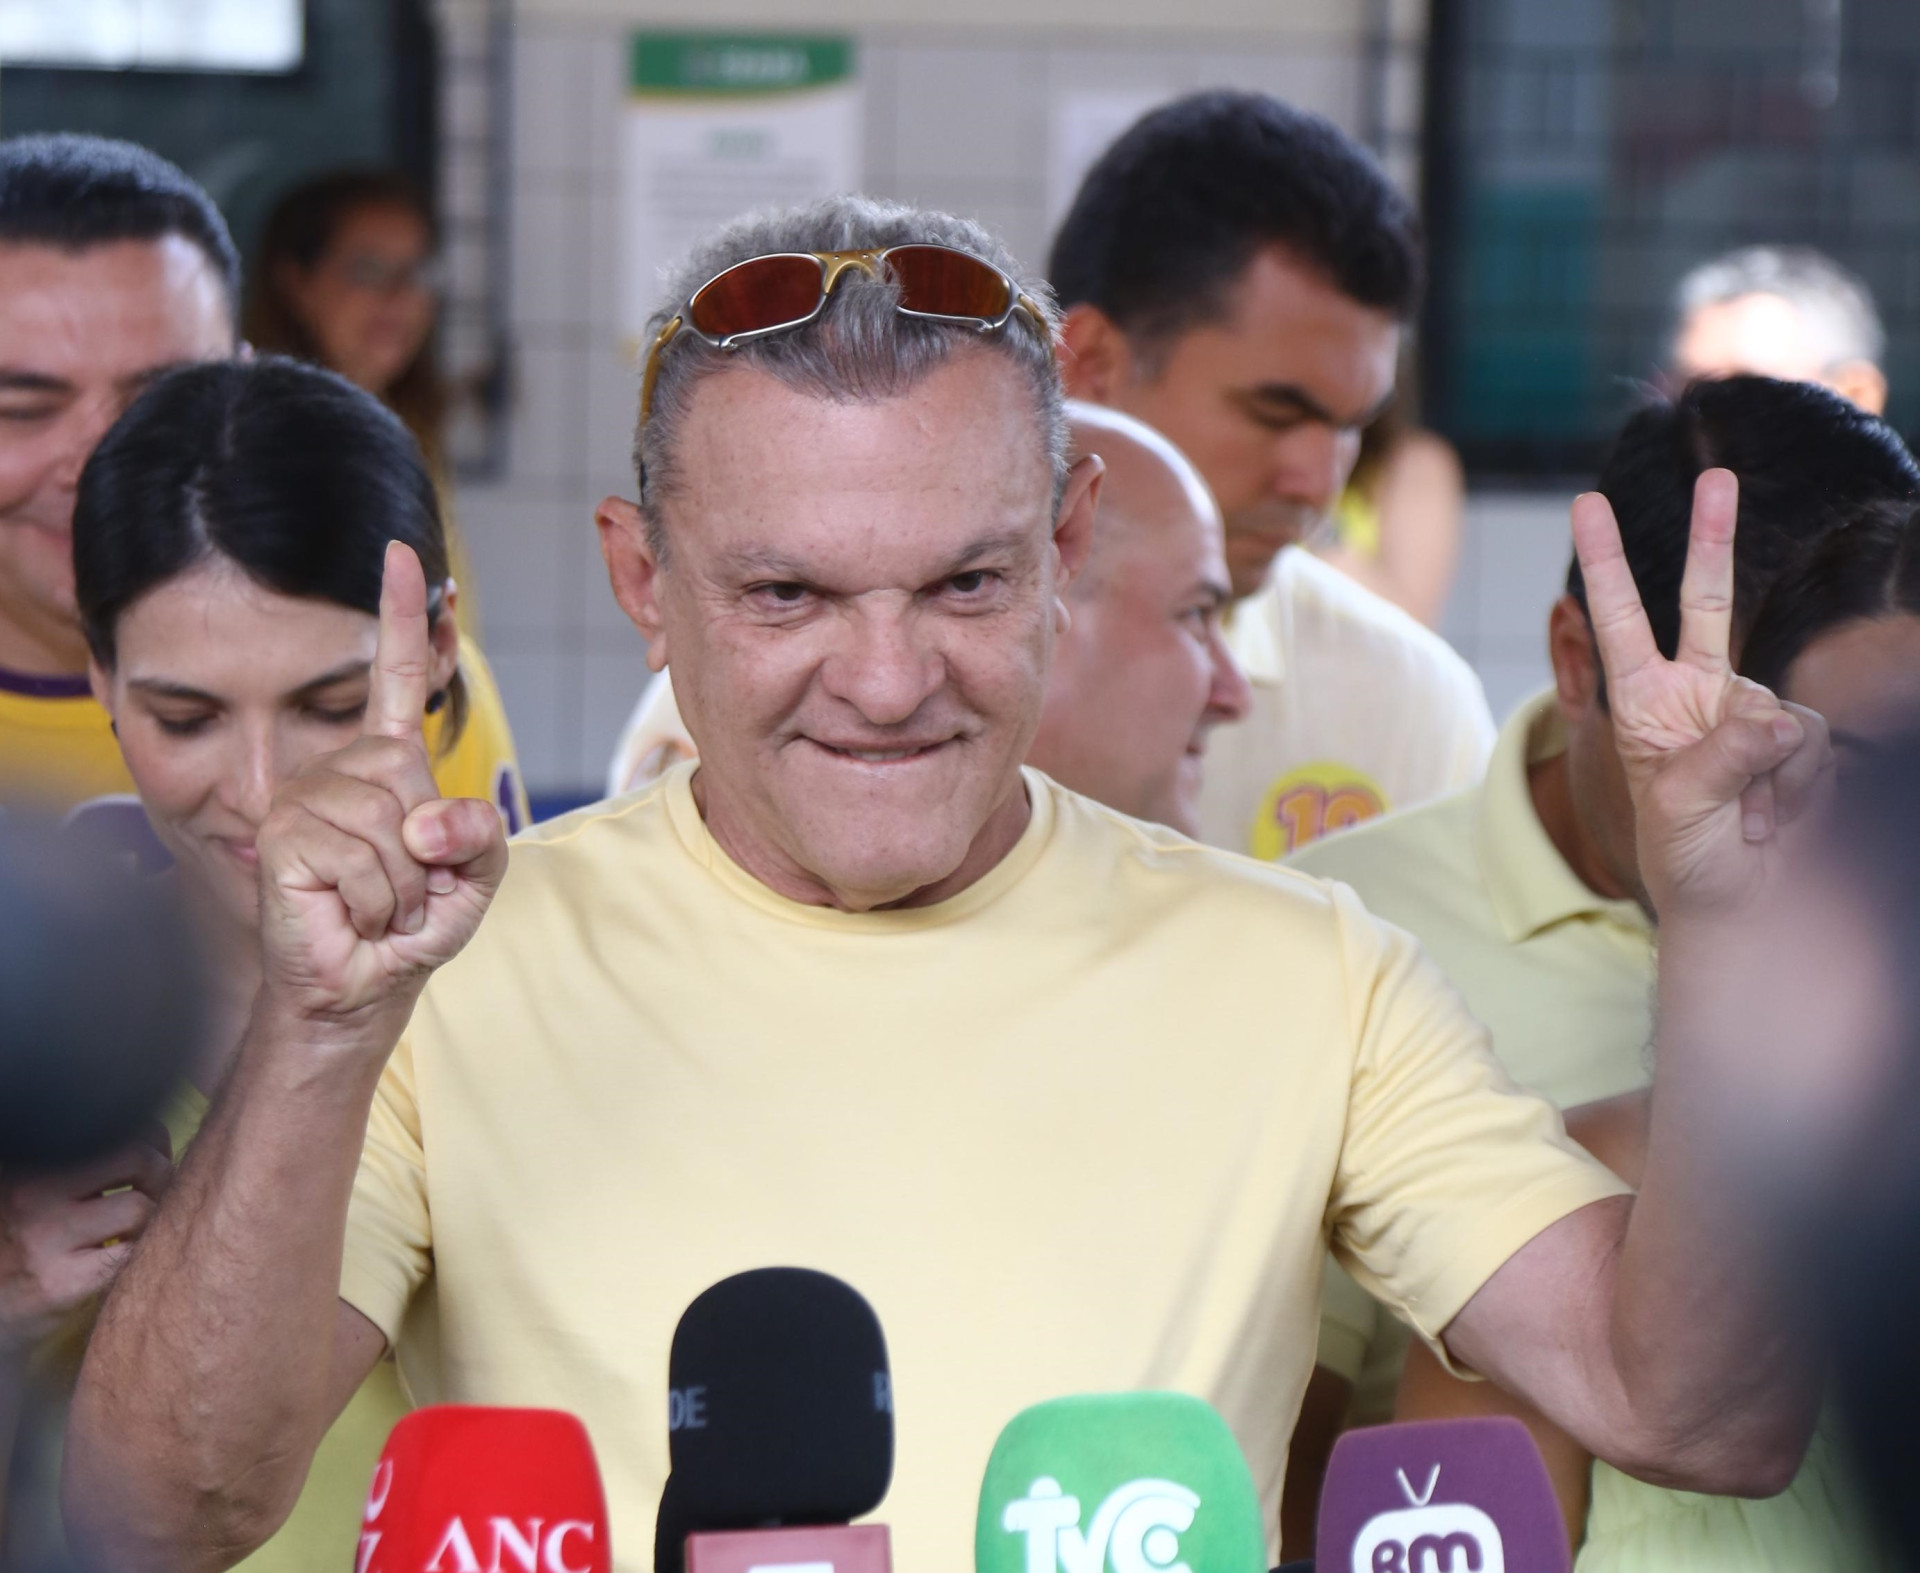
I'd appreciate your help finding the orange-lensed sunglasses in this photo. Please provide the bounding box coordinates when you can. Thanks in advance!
[638,244,1048,428]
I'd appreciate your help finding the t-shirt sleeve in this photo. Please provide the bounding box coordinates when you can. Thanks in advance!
[1324,881,1628,1357]
[340,1033,433,1344]
[1437,666,1496,791]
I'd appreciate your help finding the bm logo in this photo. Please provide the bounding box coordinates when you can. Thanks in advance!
[1351,1467,1502,1573]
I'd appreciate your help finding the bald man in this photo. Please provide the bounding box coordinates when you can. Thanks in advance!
[606,403,1250,834]
[1027,403,1250,833]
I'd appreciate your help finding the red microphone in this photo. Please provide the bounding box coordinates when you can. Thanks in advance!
[357,1406,612,1573]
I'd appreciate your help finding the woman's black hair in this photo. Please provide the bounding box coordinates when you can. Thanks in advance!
[73,355,467,749]
[1739,498,1920,698]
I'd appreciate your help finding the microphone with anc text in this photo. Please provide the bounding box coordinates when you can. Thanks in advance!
[974,1391,1269,1573]
[1314,1416,1570,1573]
[355,1406,612,1573]
[655,1267,894,1573]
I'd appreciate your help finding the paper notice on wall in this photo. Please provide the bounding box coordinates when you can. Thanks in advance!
[1045,90,1170,236]
[620,33,862,352]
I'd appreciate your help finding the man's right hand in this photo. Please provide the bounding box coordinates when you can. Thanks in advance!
[257,542,508,1035]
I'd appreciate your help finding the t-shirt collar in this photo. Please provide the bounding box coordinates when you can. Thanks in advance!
[0,664,91,699]
[1474,690,1650,942]
[660,760,1056,931]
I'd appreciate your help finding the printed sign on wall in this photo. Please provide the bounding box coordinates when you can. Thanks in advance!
[619,32,862,352]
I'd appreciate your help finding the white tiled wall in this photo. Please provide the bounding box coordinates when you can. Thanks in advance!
[1439,492,1574,727]
[457,14,1562,795]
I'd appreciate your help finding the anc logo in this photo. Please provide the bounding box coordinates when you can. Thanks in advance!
[1249,761,1387,860]
[1002,1476,1200,1573]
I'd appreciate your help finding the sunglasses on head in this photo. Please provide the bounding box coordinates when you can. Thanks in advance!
[638,244,1048,428]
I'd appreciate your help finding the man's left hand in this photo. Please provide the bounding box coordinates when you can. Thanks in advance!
[1571,467,1833,919]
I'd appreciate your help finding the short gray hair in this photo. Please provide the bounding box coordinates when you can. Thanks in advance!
[1674,244,1885,370]
[635,195,1068,554]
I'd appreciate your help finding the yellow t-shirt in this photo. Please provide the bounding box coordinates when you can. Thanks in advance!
[341,763,1625,1571]
[2,1087,409,1573]
[1290,690,1654,1415]
[0,635,528,834]
[1199,547,1495,860]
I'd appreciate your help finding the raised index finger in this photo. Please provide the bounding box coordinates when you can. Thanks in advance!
[365,540,432,742]
[1674,467,1738,675]
[1571,490,1660,689]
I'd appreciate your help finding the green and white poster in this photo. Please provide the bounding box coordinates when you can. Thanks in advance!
[619,32,862,349]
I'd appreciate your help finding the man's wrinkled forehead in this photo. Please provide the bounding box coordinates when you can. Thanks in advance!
[661,353,1058,542]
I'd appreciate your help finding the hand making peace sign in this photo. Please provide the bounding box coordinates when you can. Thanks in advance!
[1571,468,1834,919]
[256,542,509,1031]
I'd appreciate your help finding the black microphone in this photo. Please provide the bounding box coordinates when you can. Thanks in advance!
[655,1267,894,1573]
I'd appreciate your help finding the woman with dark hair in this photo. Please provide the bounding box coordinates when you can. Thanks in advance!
[1,358,524,1573]
[244,168,480,630]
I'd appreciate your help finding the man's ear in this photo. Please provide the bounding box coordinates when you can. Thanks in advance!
[1056,305,1134,403]
[597,496,671,671]
[1548,593,1602,719]
[1050,454,1104,606]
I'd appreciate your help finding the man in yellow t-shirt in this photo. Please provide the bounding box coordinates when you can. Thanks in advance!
[71,200,1827,1573]
[1050,93,1494,857]
[1275,373,1920,1555]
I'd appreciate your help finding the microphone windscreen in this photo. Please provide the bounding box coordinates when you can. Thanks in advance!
[1314,1416,1569,1573]
[974,1392,1267,1573]
[359,1405,612,1573]
[666,1267,893,1527]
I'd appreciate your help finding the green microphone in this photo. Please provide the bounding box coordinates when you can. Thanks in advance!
[974,1392,1269,1573]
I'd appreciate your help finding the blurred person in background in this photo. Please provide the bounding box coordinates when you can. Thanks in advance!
[608,401,1253,836]
[1379,463,1920,1570]
[1775,728,1920,1568]
[0,134,235,814]
[1671,244,1887,416]
[1049,91,1494,858]
[1,356,519,1573]
[1318,396,1466,629]
[1278,374,1919,1556]
[245,169,481,634]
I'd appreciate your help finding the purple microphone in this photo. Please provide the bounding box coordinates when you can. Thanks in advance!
[1314,1416,1570,1573]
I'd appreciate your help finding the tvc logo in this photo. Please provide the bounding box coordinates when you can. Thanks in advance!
[1001,1476,1200,1573]
[1351,1466,1503,1573]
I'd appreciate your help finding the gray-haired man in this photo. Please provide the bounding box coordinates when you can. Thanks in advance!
[1672,243,1888,414]
[71,197,1825,1572]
